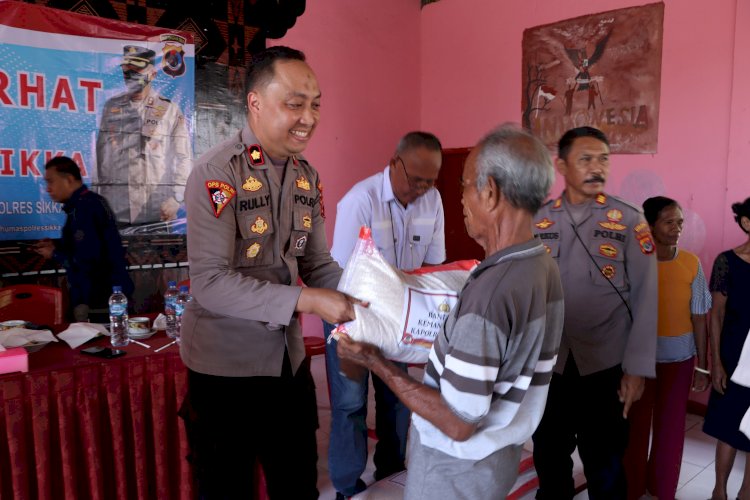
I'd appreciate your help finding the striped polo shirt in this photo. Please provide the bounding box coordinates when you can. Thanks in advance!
[412,239,564,460]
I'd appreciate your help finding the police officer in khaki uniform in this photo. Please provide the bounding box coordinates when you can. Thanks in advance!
[180,46,359,499]
[94,45,191,226]
[531,126,657,499]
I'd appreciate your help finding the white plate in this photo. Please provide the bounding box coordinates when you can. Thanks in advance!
[99,326,157,340]
[128,328,157,340]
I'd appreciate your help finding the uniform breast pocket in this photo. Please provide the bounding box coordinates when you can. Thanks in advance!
[237,210,275,266]
[588,240,626,288]
[371,221,395,257]
[407,221,434,263]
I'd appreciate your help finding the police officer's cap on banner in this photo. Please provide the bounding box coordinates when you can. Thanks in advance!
[121,45,155,69]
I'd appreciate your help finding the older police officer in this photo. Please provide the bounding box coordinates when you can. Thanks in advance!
[532,126,658,499]
[180,46,360,499]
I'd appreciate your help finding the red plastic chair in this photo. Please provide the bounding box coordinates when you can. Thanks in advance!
[0,284,64,326]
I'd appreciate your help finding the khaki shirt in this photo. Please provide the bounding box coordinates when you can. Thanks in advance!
[533,192,657,377]
[180,126,342,377]
[94,87,192,225]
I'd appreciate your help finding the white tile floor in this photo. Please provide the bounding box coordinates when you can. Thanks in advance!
[308,354,747,500]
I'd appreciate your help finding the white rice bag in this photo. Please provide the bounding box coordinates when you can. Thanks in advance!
[333,226,477,363]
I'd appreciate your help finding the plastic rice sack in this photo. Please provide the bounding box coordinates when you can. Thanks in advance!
[333,226,478,363]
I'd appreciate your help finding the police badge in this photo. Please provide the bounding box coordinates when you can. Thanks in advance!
[160,34,186,78]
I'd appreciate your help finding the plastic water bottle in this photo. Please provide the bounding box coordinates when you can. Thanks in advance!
[108,285,129,347]
[174,285,192,344]
[164,281,179,339]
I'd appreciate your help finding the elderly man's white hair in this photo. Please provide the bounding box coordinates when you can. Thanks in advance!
[474,123,554,213]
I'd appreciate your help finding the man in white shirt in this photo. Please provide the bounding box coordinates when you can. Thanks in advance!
[326,131,445,499]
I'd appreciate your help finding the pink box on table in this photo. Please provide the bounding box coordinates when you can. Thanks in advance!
[0,347,29,374]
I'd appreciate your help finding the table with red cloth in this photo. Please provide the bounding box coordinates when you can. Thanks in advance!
[0,330,192,500]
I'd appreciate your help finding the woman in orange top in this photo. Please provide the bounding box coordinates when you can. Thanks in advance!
[624,196,711,500]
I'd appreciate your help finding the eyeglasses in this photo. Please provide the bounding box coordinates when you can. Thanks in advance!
[397,157,436,190]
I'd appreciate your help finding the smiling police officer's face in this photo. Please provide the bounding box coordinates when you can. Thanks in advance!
[247,59,321,162]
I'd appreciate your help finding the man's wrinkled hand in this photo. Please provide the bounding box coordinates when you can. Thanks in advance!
[337,336,382,374]
[618,373,645,419]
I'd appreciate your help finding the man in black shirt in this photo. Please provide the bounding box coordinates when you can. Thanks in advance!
[34,156,133,321]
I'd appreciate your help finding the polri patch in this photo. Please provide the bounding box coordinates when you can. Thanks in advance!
[639,235,655,254]
[250,216,268,235]
[205,180,236,218]
[246,242,261,259]
[247,144,264,166]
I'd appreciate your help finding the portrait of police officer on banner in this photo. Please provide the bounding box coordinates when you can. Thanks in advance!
[92,45,192,231]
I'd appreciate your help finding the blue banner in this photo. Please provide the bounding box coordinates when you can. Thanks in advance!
[0,2,194,239]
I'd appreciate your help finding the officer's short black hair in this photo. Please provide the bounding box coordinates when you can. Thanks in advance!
[394,131,442,157]
[643,196,681,226]
[558,126,610,161]
[732,197,750,233]
[245,46,306,95]
[45,156,82,181]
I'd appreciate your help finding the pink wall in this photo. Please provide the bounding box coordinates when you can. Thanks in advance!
[275,1,748,344]
[421,0,745,268]
[277,0,423,338]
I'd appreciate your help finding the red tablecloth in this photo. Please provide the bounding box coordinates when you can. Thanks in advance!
[0,331,192,499]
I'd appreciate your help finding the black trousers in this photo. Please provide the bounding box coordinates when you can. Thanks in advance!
[532,355,629,500]
[180,355,319,500]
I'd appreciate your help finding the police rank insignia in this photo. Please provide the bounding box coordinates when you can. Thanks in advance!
[596,194,607,205]
[294,235,307,250]
[598,220,627,231]
[248,145,265,166]
[296,176,311,191]
[601,264,616,279]
[250,216,268,235]
[205,180,236,218]
[535,218,555,229]
[552,198,562,209]
[599,243,618,258]
[302,214,312,229]
[242,176,263,192]
[606,209,623,222]
[246,243,261,259]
